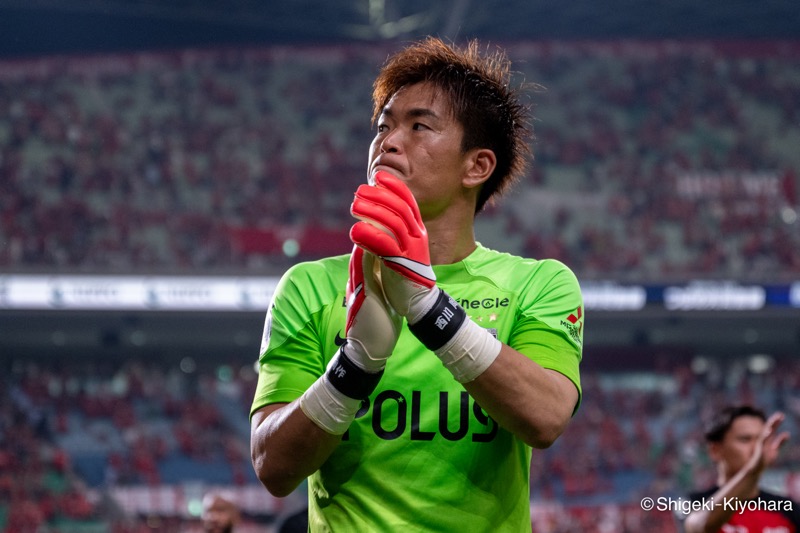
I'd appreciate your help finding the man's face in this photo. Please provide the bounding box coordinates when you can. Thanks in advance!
[368,82,468,219]
[202,495,238,533]
[710,415,764,478]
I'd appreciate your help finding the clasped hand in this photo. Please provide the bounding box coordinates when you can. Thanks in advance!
[350,171,440,324]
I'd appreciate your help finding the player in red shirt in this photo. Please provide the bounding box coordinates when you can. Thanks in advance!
[682,405,799,533]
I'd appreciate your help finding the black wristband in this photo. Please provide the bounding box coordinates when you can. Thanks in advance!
[326,346,384,400]
[408,289,467,352]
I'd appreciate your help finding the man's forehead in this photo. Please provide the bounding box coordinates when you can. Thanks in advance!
[382,82,450,116]
[728,415,764,434]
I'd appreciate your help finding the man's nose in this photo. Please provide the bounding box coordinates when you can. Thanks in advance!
[380,130,401,153]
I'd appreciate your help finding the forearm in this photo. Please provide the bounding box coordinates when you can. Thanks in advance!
[463,344,577,448]
[250,402,341,497]
[684,466,762,533]
[407,286,577,448]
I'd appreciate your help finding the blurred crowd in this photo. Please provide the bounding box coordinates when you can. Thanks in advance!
[0,356,260,532]
[2,354,798,532]
[0,41,798,280]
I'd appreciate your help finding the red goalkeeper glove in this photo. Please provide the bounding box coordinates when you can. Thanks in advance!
[351,171,501,382]
[300,245,401,434]
[350,171,437,321]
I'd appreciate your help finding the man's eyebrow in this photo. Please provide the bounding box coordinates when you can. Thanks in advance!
[379,107,440,120]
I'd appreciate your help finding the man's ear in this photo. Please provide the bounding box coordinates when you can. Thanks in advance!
[707,442,721,463]
[463,148,496,189]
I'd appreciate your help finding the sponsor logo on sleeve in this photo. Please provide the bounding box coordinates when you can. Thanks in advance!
[560,307,583,345]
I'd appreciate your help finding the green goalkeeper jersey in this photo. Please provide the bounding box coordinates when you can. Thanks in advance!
[251,244,583,532]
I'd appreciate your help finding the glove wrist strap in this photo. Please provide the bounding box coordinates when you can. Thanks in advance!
[408,288,502,383]
[407,288,467,351]
[326,346,384,400]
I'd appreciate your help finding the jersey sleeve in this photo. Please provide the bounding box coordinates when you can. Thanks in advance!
[249,261,341,419]
[507,259,583,409]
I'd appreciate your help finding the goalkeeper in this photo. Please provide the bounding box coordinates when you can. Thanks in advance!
[250,37,583,532]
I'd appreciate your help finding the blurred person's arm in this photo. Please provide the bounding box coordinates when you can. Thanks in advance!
[683,412,788,533]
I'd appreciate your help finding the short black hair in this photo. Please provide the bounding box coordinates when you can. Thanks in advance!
[704,405,766,443]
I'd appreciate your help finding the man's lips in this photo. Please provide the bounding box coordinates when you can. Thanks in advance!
[370,164,402,180]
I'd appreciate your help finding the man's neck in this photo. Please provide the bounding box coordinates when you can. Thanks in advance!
[424,210,478,266]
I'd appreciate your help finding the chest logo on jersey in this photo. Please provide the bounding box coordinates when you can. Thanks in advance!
[456,297,509,310]
[334,332,346,347]
[343,389,498,443]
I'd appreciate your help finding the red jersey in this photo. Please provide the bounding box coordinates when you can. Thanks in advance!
[687,487,800,533]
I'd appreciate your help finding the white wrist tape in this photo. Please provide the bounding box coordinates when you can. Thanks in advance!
[434,318,502,383]
[299,376,362,435]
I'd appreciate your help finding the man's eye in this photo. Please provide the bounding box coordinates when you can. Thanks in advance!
[412,123,428,130]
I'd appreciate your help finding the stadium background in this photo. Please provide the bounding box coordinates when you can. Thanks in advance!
[1,1,799,531]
